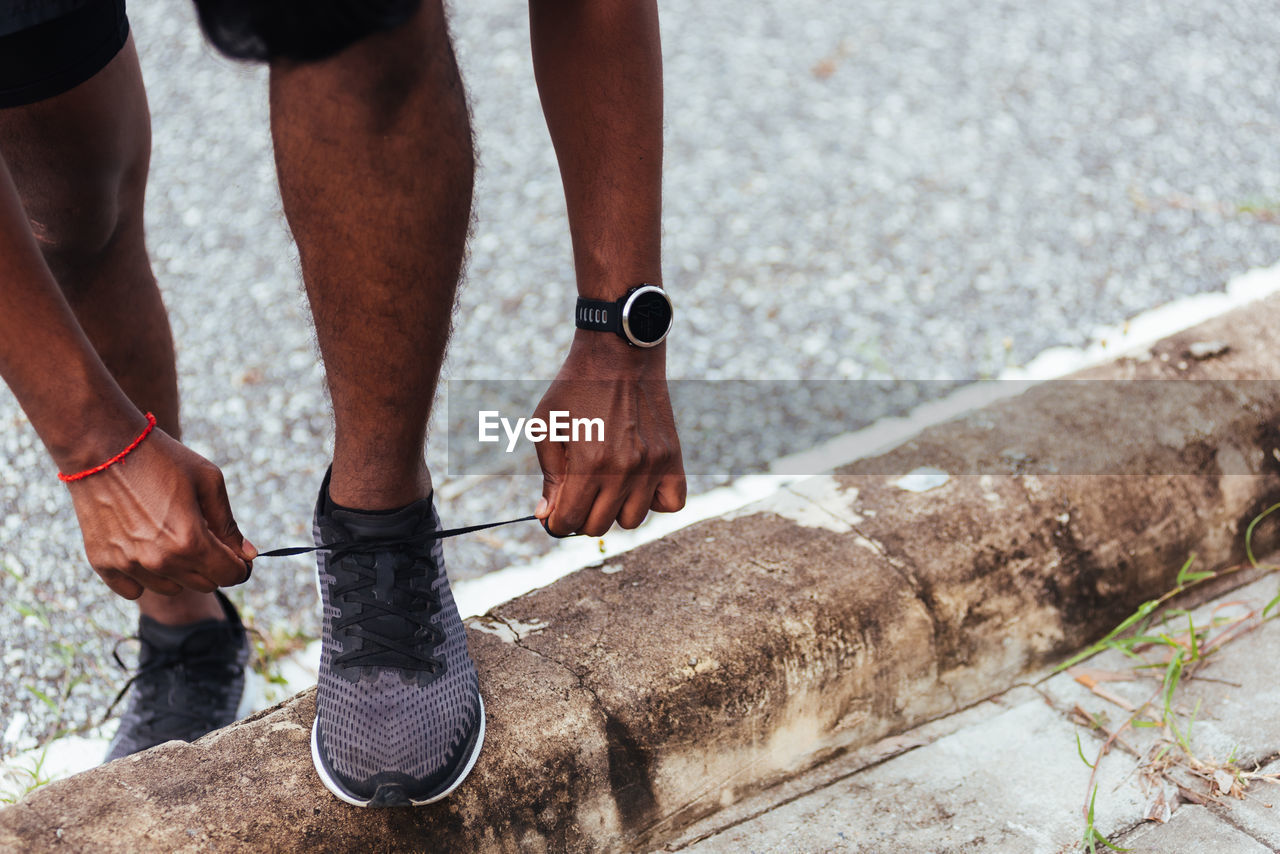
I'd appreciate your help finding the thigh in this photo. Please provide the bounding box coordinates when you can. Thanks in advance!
[0,1,149,260]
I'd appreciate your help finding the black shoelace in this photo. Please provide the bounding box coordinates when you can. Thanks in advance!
[104,633,241,731]
[321,535,448,672]
[255,514,559,673]
[252,513,545,560]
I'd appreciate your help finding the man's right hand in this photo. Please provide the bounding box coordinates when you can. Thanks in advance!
[64,429,255,599]
[0,157,252,597]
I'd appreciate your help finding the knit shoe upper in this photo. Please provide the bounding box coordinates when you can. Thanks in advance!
[103,591,250,763]
[310,474,484,807]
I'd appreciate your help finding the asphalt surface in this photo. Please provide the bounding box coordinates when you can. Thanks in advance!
[1,0,1279,755]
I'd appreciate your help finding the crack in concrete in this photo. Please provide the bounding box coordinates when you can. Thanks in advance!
[489,612,663,839]
[846,522,922,593]
[1028,668,1280,848]
[736,482,973,716]
[778,482,861,531]
[482,612,520,644]
[1207,800,1277,850]
[503,624,607,736]
[494,613,766,848]
[1246,750,1280,770]
[1109,816,1158,849]
[661,721,941,850]
[1200,747,1280,848]
[487,613,616,737]
[847,520,951,687]
[283,697,311,732]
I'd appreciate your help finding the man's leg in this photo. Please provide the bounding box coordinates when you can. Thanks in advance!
[0,36,223,626]
[2,15,253,763]
[269,0,473,510]
[267,1,484,806]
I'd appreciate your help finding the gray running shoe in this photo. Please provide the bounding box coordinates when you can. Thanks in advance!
[310,472,485,807]
[104,591,251,762]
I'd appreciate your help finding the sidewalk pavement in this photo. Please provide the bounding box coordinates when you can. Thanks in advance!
[667,567,1280,853]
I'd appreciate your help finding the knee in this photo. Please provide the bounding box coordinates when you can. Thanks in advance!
[0,34,152,280]
[26,155,142,275]
[30,185,122,264]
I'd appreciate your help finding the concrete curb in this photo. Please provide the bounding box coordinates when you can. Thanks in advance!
[5,296,1280,852]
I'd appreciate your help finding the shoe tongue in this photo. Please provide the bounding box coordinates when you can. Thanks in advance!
[328,497,433,540]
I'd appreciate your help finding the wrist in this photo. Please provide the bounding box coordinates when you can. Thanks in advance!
[44,395,149,477]
[58,412,157,483]
[576,276,663,302]
[568,328,666,376]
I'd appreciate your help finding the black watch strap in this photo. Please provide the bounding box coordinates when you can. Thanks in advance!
[576,284,672,347]
[575,296,622,334]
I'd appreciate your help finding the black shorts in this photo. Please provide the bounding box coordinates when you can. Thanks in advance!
[0,0,129,109]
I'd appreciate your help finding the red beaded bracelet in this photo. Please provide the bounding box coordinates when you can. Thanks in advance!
[58,412,158,483]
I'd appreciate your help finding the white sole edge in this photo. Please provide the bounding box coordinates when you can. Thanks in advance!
[309,694,486,808]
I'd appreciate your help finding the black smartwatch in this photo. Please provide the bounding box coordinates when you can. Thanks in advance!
[575,284,673,348]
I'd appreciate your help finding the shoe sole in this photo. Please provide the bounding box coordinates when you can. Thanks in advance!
[309,694,486,808]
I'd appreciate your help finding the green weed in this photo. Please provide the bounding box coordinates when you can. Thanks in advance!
[0,746,54,805]
[1065,501,1280,851]
[245,621,315,698]
[1080,786,1130,853]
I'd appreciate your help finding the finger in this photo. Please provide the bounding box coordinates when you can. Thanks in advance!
[99,569,144,600]
[195,466,255,562]
[169,519,248,588]
[651,470,688,513]
[581,480,629,537]
[193,471,254,586]
[618,475,662,529]
[540,517,573,539]
[536,436,567,522]
[176,570,219,594]
[123,564,185,597]
[548,476,599,537]
[196,536,252,588]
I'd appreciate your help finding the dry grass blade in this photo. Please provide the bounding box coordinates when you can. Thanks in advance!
[1072,671,1139,713]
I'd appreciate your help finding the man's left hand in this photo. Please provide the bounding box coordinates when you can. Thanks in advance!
[533,332,686,537]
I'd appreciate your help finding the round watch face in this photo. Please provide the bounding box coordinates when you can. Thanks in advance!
[622,287,673,347]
